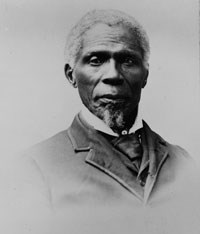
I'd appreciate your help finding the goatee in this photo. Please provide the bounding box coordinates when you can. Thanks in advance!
[92,102,137,134]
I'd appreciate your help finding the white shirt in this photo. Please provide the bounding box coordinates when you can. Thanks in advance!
[80,104,143,137]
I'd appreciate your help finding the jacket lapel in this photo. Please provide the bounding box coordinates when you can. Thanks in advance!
[68,114,169,203]
[142,121,169,203]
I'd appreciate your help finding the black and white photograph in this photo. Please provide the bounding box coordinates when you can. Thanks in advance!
[1,0,200,233]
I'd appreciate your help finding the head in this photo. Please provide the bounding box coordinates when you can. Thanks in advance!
[65,9,150,134]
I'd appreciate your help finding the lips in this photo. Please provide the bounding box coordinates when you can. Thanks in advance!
[96,94,129,104]
[99,94,129,99]
[101,94,128,99]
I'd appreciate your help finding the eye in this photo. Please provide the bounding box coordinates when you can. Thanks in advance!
[89,56,103,66]
[122,56,141,66]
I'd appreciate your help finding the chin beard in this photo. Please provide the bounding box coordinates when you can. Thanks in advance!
[91,102,137,134]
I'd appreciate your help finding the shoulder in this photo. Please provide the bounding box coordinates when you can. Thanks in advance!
[20,129,79,181]
[27,129,73,156]
[13,129,77,205]
[165,142,199,177]
[24,129,74,165]
[144,120,193,159]
[152,127,198,177]
[144,124,200,191]
[167,143,191,159]
[143,121,196,171]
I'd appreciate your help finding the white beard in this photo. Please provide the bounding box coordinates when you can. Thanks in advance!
[92,101,135,133]
[102,108,125,130]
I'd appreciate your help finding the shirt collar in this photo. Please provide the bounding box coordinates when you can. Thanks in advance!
[80,104,143,137]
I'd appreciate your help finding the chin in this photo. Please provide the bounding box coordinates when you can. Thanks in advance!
[91,102,137,133]
[103,109,126,131]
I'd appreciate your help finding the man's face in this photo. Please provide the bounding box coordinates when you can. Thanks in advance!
[66,23,148,133]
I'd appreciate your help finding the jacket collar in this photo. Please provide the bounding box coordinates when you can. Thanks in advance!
[68,113,169,203]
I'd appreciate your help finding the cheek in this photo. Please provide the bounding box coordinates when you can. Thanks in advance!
[75,67,99,86]
[75,70,90,86]
[76,67,103,91]
[74,70,97,102]
[125,73,145,90]
[124,71,146,98]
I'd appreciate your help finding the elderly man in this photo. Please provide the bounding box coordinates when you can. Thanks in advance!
[17,9,200,234]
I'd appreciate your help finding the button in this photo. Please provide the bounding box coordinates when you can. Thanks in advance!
[121,130,128,135]
[139,180,145,187]
[137,134,142,143]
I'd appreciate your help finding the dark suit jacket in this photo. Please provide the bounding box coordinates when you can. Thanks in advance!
[18,113,200,234]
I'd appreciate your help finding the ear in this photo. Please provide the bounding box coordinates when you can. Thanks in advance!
[142,68,149,88]
[64,64,77,88]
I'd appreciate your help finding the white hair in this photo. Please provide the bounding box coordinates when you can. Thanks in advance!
[64,9,150,68]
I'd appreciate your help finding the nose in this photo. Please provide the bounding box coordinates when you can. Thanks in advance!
[102,59,124,85]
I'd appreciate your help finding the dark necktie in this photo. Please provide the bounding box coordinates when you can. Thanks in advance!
[111,132,143,173]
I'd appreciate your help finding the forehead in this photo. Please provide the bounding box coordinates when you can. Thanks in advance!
[80,23,141,55]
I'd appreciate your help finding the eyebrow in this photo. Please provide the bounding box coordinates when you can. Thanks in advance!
[83,50,143,60]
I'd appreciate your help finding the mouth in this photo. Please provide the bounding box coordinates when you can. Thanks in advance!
[97,94,129,104]
[100,94,128,100]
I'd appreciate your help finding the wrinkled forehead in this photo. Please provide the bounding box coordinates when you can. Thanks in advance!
[81,23,142,54]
